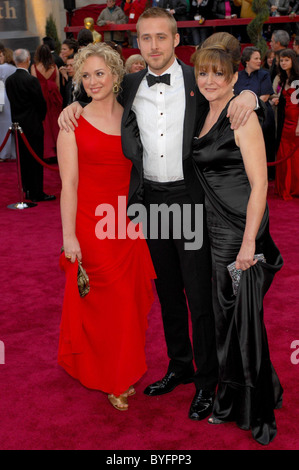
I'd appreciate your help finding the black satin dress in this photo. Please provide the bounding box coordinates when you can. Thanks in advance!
[192,100,283,445]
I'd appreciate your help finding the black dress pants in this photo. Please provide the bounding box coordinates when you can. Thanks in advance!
[143,180,218,391]
[18,133,44,199]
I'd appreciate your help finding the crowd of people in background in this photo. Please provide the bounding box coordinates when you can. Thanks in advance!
[0,0,298,192]
[92,0,299,46]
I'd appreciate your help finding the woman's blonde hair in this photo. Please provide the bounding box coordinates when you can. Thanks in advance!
[2,47,15,66]
[73,42,125,87]
[193,32,241,82]
[125,54,146,73]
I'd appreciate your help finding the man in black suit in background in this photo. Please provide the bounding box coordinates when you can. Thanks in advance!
[58,8,259,421]
[64,54,75,106]
[6,49,55,202]
[269,29,290,81]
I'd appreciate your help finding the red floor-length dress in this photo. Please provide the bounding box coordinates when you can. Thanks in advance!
[275,87,299,201]
[58,116,155,396]
[33,65,62,159]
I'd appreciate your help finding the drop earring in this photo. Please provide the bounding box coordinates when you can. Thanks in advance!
[113,82,120,94]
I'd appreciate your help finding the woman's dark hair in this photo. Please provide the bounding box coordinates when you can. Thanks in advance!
[105,41,125,64]
[263,49,274,69]
[77,29,93,47]
[42,36,56,51]
[62,38,79,54]
[241,46,260,68]
[34,44,55,71]
[277,48,299,86]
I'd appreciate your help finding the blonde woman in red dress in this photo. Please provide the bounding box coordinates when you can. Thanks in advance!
[57,43,155,411]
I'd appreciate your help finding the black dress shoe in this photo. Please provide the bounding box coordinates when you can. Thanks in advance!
[188,389,215,421]
[31,193,56,202]
[144,370,194,396]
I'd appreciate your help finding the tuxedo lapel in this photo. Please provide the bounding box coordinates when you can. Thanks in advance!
[179,60,198,160]
[121,70,146,205]
[122,68,148,123]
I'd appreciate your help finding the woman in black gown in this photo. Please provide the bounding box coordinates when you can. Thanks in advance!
[191,34,283,445]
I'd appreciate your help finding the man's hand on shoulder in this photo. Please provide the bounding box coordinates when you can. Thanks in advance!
[227,91,257,129]
[58,102,84,132]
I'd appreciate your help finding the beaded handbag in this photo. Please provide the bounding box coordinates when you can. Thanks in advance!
[227,253,266,296]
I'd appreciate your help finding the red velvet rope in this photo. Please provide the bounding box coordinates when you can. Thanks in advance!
[2,125,296,171]
[18,131,59,172]
[18,127,298,169]
[0,128,12,153]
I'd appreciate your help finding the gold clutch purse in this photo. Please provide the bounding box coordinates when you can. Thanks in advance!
[77,260,90,298]
[61,247,90,298]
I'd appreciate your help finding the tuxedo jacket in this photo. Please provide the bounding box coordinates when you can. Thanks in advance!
[119,59,208,207]
[6,69,47,141]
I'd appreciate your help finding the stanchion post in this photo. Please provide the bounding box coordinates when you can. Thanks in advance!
[7,122,37,210]
[14,122,24,203]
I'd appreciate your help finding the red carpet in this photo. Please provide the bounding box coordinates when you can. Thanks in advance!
[0,160,299,451]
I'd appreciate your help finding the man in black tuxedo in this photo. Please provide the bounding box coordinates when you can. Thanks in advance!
[64,54,75,106]
[58,8,259,421]
[120,7,260,420]
[6,49,55,202]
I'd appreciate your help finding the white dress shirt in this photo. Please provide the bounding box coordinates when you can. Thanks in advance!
[132,59,186,183]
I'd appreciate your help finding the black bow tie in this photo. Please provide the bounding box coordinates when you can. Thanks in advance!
[146,73,171,87]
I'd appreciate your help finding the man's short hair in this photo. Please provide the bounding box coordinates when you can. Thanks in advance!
[13,49,30,65]
[272,30,290,48]
[136,7,178,37]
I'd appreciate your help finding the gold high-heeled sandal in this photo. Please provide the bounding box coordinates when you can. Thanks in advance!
[124,386,136,397]
[108,394,129,411]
